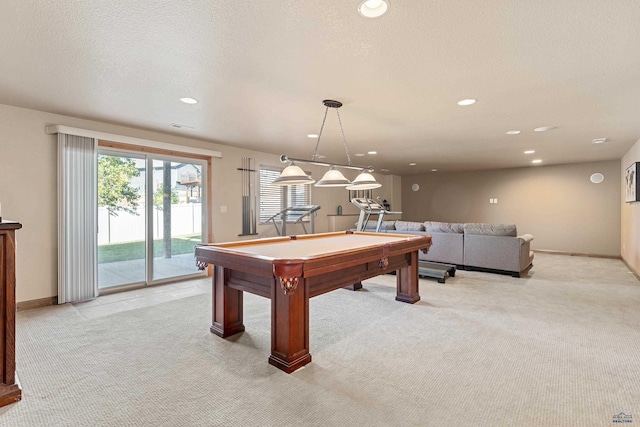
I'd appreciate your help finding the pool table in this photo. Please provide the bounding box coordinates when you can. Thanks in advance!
[195,230,432,373]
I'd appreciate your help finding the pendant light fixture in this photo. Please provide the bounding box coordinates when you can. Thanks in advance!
[346,171,381,190]
[315,166,351,187]
[311,100,350,187]
[273,100,381,190]
[271,162,315,185]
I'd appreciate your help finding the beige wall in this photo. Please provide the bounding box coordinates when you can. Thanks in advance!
[0,103,399,303]
[401,161,621,256]
[621,138,640,273]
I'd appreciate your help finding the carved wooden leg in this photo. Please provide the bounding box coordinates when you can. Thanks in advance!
[210,266,245,337]
[396,251,420,303]
[269,278,311,373]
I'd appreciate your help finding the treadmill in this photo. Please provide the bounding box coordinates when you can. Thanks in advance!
[350,197,402,232]
[265,205,321,236]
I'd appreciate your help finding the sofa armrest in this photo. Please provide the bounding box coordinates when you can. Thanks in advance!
[517,234,534,272]
[518,234,534,243]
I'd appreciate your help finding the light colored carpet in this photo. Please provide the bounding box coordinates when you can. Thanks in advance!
[1,253,639,426]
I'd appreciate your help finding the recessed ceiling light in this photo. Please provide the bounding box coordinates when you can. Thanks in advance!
[380,168,390,172]
[358,0,389,18]
[532,159,542,164]
[590,173,604,183]
[314,154,327,159]
[534,126,554,132]
[367,151,377,155]
[354,153,365,157]
[524,150,535,154]
[180,97,198,104]
[431,169,438,172]
[409,162,417,166]
[457,99,477,106]
[506,130,521,135]
[592,138,606,144]
[307,134,319,138]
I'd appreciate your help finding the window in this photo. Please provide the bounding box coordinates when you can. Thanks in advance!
[259,166,311,223]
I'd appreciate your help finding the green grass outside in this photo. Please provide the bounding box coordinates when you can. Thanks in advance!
[98,233,202,263]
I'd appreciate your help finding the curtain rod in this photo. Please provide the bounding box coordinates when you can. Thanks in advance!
[45,125,222,159]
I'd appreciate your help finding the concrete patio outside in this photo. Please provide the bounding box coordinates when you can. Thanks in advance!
[98,253,203,289]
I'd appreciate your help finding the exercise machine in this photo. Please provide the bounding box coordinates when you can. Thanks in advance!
[265,205,321,236]
[351,197,402,232]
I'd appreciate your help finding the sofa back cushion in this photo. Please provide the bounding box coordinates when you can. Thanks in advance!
[464,223,517,237]
[361,220,396,231]
[424,221,464,233]
[395,221,425,232]
[379,220,397,231]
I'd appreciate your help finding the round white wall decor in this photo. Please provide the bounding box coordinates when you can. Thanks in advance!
[590,173,604,184]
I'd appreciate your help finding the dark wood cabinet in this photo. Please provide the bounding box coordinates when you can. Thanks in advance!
[0,220,22,407]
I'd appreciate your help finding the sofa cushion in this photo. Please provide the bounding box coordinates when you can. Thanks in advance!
[464,223,517,237]
[360,220,396,231]
[424,221,464,233]
[379,220,396,231]
[395,221,425,232]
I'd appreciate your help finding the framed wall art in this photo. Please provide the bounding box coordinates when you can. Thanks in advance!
[625,162,640,203]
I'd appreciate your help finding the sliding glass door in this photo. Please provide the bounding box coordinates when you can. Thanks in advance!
[151,159,204,281]
[97,153,147,288]
[97,150,206,290]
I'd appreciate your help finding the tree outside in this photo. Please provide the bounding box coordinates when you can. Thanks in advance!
[98,155,141,216]
[153,183,179,207]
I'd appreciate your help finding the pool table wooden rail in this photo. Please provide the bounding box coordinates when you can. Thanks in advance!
[196,232,429,297]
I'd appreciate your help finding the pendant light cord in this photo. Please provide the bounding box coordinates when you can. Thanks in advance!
[311,105,353,166]
[311,107,329,161]
[336,109,352,166]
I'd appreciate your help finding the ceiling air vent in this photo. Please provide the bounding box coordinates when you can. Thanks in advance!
[169,123,194,130]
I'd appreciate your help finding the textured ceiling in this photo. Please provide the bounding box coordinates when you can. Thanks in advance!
[1,1,640,174]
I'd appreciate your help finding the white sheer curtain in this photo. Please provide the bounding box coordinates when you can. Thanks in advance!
[57,133,97,303]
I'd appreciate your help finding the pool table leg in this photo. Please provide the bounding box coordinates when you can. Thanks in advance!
[210,266,245,338]
[344,282,363,291]
[269,279,311,373]
[396,251,421,304]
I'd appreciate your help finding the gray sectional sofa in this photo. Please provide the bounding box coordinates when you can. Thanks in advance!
[365,220,534,277]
